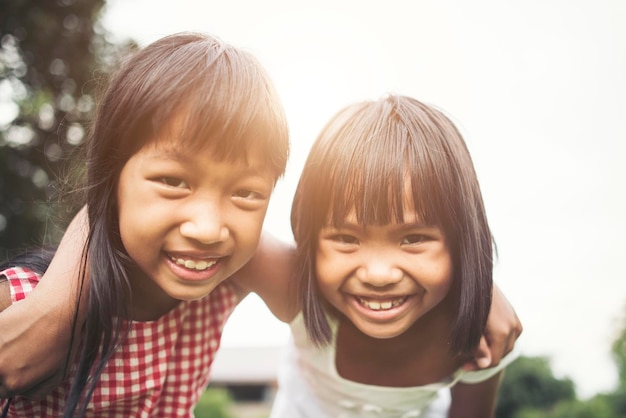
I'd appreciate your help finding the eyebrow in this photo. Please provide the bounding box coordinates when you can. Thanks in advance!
[331,220,434,232]
[145,147,272,177]
[144,146,191,162]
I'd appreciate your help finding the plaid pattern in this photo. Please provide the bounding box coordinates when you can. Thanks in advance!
[3,267,39,303]
[1,267,238,417]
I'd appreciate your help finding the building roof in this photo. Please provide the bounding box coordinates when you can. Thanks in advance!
[210,345,285,384]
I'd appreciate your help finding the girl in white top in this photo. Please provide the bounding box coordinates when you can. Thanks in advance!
[271,95,518,418]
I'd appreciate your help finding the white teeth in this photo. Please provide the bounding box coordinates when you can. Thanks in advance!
[358,297,405,311]
[172,257,217,271]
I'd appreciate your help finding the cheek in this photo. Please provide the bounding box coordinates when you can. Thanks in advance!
[314,247,341,288]
[117,210,146,261]
[117,196,146,241]
[433,255,454,296]
[240,209,267,237]
[417,248,454,294]
[116,170,139,230]
[229,209,268,256]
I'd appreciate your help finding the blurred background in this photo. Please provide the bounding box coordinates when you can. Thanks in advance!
[1,0,625,417]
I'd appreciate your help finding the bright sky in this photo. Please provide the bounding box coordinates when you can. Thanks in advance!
[102,0,626,399]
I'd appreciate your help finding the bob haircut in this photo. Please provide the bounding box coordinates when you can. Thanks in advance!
[290,94,492,356]
[67,32,289,417]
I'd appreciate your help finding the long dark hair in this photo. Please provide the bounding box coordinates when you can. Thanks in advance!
[290,95,493,356]
[66,32,289,416]
[0,248,56,274]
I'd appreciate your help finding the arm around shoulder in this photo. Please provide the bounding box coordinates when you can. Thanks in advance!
[230,230,299,323]
[0,206,89,399]
[464,284,523,371]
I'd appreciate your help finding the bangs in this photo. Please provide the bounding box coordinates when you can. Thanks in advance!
[109,33,288,179]
[177,47,288,176]
[315,100,445,229]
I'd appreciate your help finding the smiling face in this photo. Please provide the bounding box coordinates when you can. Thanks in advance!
[293,96,492,351]
[116,114,275,316]
[315,196,453,340]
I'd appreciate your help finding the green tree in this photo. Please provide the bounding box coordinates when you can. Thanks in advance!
[496,356,576,418]
[613,308,626,389]
[608,309,626,415]
[194,388,235,418]
[0,0,114,258]
[551,395,619,418]
[511,395,621,418]
[497,308,626,418]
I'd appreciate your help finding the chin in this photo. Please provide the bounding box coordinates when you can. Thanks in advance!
[165,286,213,302]
[356,324,410,340]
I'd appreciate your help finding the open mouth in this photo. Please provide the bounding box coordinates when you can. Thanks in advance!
[169,256,218,271]
[356,296,408,311]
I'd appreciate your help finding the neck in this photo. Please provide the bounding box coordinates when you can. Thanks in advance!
[340,293,456,354]
[127,266,180,321]
[334,291,462,387]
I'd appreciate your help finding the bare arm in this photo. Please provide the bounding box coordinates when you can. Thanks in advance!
[448,372,503,418]
[230,232,299,323]
[464,284,522,370]
[232,241,522,352]
[0,207,88,399]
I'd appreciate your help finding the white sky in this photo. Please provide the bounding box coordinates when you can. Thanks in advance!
[102,0,626,399]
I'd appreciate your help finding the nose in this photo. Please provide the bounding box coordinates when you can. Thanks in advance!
[355,254,403,288]
[179,200,229,244]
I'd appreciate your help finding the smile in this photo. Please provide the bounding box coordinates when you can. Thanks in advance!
[357,296,407,311]
[169,256,218,271]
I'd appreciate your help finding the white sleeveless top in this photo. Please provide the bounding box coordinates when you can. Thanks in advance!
[271,312,518,418]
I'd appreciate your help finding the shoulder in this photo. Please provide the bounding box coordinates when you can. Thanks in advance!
[230,232,299,322]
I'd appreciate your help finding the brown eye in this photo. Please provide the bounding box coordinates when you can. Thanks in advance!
[402,234,428,245]
[334,234,358,245]
[233,189,258,199]
[159,177,188,188]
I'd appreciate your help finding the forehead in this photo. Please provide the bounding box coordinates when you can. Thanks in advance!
[142,111,270,172]
[146,140,269,173]
[135,141,269,189]
[332,177,423,225]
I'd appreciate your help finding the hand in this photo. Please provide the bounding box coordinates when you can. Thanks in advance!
[0,294,75,400]
[0,207,88,399]
[463,284,522,371]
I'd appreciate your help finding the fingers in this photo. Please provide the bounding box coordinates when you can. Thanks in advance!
[19,373,63,401]
[462,336,492,371]
[493,309,523,363]
[0,372,61,401]
[462,285,524,373]
[485,284,524,363]
[0,376,22,400]
[466,320,522,373]
[475,336,492,368]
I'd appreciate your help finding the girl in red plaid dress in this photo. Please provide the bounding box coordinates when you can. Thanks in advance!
[0,32,291,417]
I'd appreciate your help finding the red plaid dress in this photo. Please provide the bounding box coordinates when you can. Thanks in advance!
[1,266,239,417]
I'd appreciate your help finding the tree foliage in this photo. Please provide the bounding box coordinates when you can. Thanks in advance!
[496,356,576,418]
[193,388,235,418]
[497,308,626,418]
[0,0,113,258]
[613,308,626,389]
